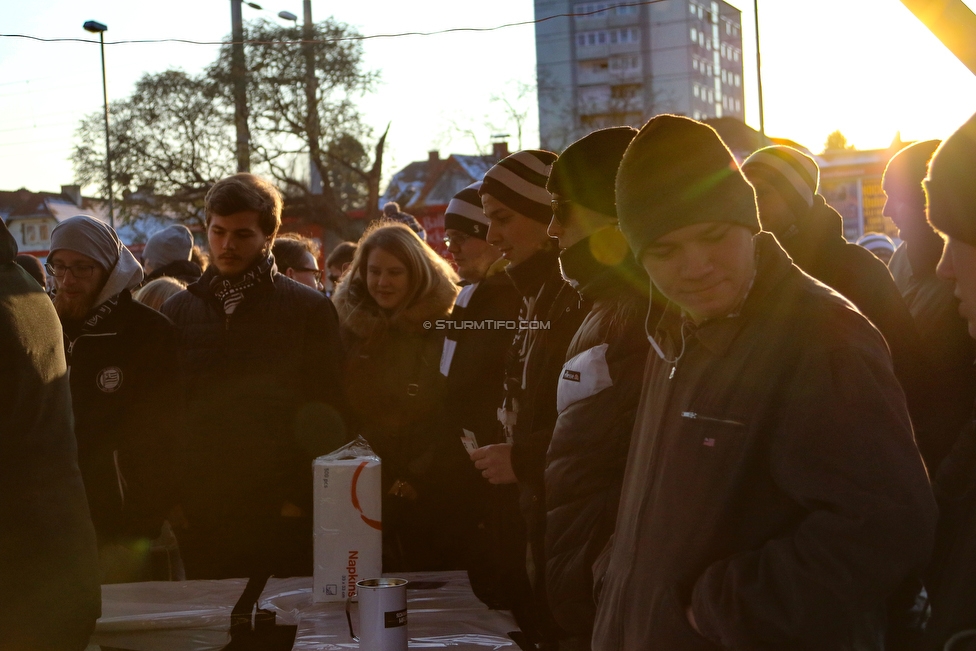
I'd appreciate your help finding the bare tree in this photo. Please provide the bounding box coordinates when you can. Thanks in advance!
[71,70,236,229]
[211,18,384,233]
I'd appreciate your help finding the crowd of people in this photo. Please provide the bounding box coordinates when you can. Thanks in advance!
[3,111,976,651]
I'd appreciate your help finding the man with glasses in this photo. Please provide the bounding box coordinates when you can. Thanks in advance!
[47,214,180,583]
[272,233,323,291]
[438,182,523,610]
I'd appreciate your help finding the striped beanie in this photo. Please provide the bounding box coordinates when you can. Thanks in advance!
[479,149,557,224]
[856,232,895,257]
[742,145,820,219]
[444,182,489,239]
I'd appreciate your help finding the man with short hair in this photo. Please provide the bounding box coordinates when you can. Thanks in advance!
[884,139,976,471]
[142,223,202,285]
[543,127,650,649]
[272,233,323,291]
[921,112,976,651]
[472,150,590,648]
[48,214,180,583]
[383,201,427,241]
[162,173,345,580]
[592,115,936,650]
[1,218,101,650]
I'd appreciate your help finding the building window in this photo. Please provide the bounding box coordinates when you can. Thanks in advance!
[691,27,697,43]
[693,85,700,98]
[690,1,696,14]
[721,70,727,83]
[733,50,739,62]
[735,74,741,87]
[694,110,702,120]
[588,33,596,45]
[615,4,638,15]
[699,32,705,47]
[598,31,607,43]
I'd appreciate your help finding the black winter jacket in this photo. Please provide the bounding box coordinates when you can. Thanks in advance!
[64,290,180,542]
[924,407,976,651]
[776,196,930,437]
[592,233,937,651]
[440,262,522,448]
[161,265,344,524]
[0,221,100,651]
[499,246,589,642]
[544,231,650,643]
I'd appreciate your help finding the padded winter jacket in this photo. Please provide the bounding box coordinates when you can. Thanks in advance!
[161,265,344,524]
[544,230,650,644]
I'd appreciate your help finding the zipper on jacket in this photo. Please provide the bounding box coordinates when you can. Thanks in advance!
[65,332,116,357]
[680,411,746,427]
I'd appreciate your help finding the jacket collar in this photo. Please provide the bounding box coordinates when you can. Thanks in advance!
[506,245,560,298]
[559,227,649,302]
[188,257,277,303]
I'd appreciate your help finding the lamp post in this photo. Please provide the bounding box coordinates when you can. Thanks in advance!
[753,0,766,138]
[83,20,114,230]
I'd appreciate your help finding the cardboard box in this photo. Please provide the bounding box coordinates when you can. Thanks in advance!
[313,437,382,603]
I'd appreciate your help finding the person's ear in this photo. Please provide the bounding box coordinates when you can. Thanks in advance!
[285,267,297,279]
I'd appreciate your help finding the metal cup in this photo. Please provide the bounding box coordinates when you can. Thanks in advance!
[345,577,408,650]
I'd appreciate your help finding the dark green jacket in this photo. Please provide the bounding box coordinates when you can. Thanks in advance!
[0,221,100,650]
[593,233,936,651]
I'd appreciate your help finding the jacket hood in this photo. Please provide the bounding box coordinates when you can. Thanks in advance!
[779,195,845,268]
[93,248,144,309]
[333,270,459,339]
[0,219,16,263]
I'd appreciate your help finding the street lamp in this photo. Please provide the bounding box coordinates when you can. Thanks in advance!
[278,10,298,22]
[83,20,114,230]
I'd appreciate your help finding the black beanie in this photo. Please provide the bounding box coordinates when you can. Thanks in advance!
[927,112,976,246]
[884,140,940,209]
[615,114,759,257]
[547,126,638,217]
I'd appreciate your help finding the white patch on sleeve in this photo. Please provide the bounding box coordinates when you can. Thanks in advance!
[440,338,457,377]
[556,343,613,414]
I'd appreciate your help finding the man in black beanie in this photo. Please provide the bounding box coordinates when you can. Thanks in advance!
[592,115,936,651]
[543,127,652,650]
[922,111,976,651]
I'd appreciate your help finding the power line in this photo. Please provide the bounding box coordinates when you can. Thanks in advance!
[0,1,668,48]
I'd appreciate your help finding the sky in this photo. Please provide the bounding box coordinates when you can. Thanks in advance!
[2,0,976,196]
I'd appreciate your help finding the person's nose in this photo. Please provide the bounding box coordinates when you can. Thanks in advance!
[937,244,955,282]
[547,214,562,240]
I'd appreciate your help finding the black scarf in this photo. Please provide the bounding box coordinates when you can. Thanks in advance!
[210,255,275,316]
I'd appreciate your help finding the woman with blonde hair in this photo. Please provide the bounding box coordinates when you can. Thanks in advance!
[333,222,462,570]
[134,276,186,312]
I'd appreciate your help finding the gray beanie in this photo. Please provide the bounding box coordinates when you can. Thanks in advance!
[143,224,193,272]
[50,215,144,306]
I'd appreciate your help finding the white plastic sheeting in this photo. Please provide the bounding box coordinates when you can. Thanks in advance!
[260,571,520,650]
[91,578,247,651]
[89,572,520,650]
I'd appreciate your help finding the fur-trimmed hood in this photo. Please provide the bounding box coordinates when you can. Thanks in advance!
[333,271,459,340]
